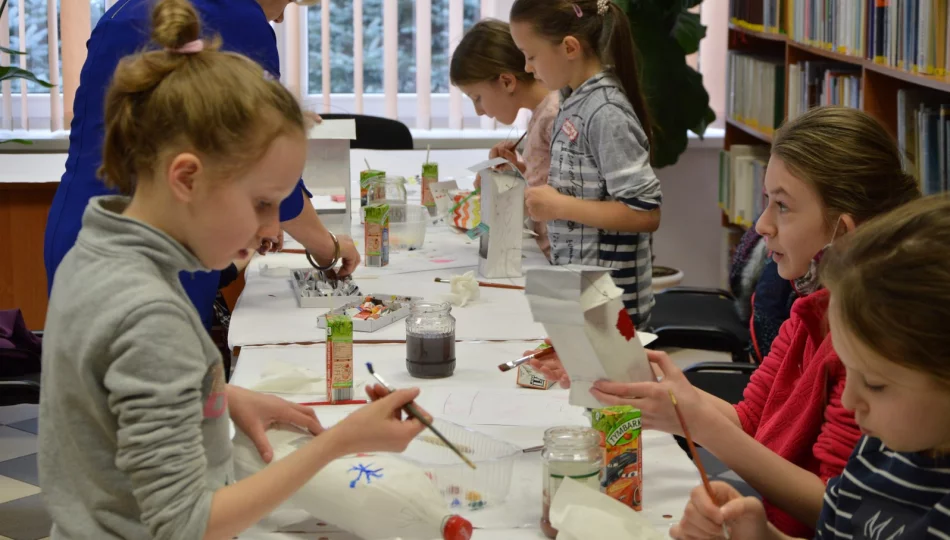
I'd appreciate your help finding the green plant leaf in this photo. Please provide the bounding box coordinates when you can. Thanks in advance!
[621,0,714,168]
[681,0,706,9]
[0,66,53,88]
[671,11,706,55]
[0,139,34,145]
[0,46,26,56]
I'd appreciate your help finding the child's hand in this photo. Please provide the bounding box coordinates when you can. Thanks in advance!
[525,185,568,222]
[489,141,527,174]
[227,385,324,463]
[589,350,710,438]
[328,385,427,455]
[670,481,771,539]
[525,338,571,388]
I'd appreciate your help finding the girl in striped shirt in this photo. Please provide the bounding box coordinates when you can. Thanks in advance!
[672,194,950,540]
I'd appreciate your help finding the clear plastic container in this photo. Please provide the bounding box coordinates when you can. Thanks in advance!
[397,418,522,513]
[388,203,429,250]
[366,176,408,207]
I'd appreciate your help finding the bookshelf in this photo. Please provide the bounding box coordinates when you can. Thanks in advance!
[721,0,950,232]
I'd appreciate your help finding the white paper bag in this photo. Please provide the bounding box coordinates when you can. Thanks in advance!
[525,266,654,409]
[550,478,664,540]
[468,157,525,279]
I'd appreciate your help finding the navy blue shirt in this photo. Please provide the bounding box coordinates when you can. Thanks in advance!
[44,0,309,330]
[817,436,950,539]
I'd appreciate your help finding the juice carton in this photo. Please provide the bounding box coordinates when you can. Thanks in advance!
[360,169,386,223]
[422,162,438,216]
[591,406,643,510]
[325,315,354,403]
[516,342,556,390]
[363,203,390,267]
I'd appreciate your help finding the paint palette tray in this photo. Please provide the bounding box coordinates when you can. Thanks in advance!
[291,269,363,308]
[315,294,421,332]
[396,419,521,512]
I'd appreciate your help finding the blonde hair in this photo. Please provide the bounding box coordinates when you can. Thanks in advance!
[822,194,950,383]
[450,19,534,87]
[771,106,920,226]
[99,0,306,193]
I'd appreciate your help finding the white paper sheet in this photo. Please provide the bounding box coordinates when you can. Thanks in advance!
[550,478,665,540]
[526,266,654,409]
[411,388,588,428]
[307,119,357,140]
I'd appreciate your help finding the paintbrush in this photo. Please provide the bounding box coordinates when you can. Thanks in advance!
[511,130,528,150]
[434,277,525,291]
[497,346,555,372]
[669,390,731,540]
[366,362,477,470]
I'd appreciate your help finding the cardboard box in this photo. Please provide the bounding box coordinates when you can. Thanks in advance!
[316,295,422,333]
[290,269,363,308]
[592,406,643,511]
[516,364,556,390]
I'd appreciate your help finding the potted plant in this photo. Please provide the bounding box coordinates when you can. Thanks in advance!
[614,0,715,169]
[0,0,53,145]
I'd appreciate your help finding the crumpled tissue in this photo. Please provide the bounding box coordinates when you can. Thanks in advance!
[550,477,665,540]
[445,271,480,307]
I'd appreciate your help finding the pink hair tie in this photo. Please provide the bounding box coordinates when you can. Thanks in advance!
[573,3,583,17]
[167,39,204,55]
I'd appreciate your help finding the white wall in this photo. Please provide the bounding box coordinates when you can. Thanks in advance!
[651,145,723,288]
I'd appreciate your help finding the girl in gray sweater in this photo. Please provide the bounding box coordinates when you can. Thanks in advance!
[39,1,426,538]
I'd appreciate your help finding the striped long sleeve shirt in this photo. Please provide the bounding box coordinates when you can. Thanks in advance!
[816,436,950,539]
[547,72,662,326]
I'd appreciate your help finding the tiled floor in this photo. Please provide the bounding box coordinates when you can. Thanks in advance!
[0,349,752,539]
[0,404,50,540]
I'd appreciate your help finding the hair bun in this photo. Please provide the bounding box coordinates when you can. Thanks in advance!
[151,0,201,51]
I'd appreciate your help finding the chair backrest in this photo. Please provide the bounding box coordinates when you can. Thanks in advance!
[318,114,414,150]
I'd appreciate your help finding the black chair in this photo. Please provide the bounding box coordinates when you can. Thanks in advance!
[0,330,42,406]
[649,287,752,363]
[674,361,758,458]
[318,114,414,150]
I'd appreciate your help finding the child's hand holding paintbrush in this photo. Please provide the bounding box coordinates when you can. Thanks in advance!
[522,339,571,388]
[319,384,429,454]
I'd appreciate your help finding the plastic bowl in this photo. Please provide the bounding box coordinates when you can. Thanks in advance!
[388,203,429,250]
[395,419,521,513]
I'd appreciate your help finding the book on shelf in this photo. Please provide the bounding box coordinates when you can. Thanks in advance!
[720,145,771,227]
[727,52,786,134]
[730,0,786,34]
[897,88,950,195]
[785,0,949,75]
[787,61,861,120]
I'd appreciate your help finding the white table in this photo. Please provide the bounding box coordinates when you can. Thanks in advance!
[229,225,552,348]
[230,342,696,539]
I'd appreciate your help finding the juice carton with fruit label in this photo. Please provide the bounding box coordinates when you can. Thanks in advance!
[591,406,642,511]
[326,315,354,403]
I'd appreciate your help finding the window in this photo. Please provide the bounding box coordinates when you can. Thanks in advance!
[306,0,480,94]
[4,0,107,93]
[1,0,728,136]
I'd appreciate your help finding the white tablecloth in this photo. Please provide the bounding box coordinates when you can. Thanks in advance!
[230,342,697,539]
[228,226,551,348]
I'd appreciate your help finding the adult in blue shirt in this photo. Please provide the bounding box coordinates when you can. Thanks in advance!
[44,0,359,331]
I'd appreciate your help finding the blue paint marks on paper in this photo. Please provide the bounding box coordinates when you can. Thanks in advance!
[349,463,384,488]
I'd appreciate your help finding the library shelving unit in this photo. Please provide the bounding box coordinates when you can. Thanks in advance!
[721,2,950,242]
